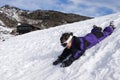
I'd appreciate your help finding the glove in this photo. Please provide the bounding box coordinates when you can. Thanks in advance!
[60,60,73,67]
[60,57,74,67]
[53,59,62,65]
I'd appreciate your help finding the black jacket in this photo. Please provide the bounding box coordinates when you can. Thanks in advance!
[58,36,90,61]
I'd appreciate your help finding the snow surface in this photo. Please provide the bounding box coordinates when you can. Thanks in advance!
[0,26,13,42]
[0,12,120,80]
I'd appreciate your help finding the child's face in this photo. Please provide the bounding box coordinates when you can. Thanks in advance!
[66,40,72,49]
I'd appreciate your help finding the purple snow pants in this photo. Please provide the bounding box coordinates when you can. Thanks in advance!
[84,26,114,49]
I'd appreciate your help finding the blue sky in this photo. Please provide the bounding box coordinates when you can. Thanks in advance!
[0,0,120,17]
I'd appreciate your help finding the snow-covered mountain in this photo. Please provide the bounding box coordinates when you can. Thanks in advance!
[0,5,91,29]
[0,12,120,80]
[0,5,91,41]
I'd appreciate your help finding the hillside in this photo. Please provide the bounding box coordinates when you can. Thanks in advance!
[0,5,91,29]
[0,12,120,80]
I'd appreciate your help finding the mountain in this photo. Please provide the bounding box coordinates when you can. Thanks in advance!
[0,5,91,29]
[0,12,120,80]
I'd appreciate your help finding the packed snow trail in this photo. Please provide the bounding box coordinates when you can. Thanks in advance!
[0,13,120,80]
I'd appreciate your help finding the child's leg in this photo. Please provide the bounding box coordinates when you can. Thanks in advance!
[103,26,114,36]
[91,26,103,38]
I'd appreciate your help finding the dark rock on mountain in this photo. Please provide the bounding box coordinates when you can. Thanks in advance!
[0,5,92,34]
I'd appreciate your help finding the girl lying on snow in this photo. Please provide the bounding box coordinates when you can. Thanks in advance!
[53,21,115,67]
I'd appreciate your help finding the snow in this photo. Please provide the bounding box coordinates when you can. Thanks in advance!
[0,10,3,13]
[0,7,21,21]
[0,26,13,42]
[12,13,21,21]
[0,12,120,80]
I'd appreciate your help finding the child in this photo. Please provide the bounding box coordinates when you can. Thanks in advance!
[53,22,115,67]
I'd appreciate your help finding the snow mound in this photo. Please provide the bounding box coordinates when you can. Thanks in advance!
[0,12,120,80]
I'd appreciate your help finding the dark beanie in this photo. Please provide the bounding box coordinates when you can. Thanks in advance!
[60,32,73,43]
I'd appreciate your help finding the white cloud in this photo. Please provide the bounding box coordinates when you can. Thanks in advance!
[59,0,120,17]
[69,0,120,12]
[1,0,120,17]
[7,0,39,10]
[8,0,60,10]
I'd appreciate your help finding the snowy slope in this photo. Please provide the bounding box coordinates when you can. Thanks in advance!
[0,13,120,80]
[0,26,13,42]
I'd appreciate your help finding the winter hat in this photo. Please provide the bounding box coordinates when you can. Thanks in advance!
[60,32,73,47]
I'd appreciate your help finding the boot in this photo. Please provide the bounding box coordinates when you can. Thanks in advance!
[110,21,115,29]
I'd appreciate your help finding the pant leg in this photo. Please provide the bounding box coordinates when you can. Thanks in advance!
[98,26,114,41]
[103,26,114,36]
[91,26,104,38]
[84,33,99,49]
